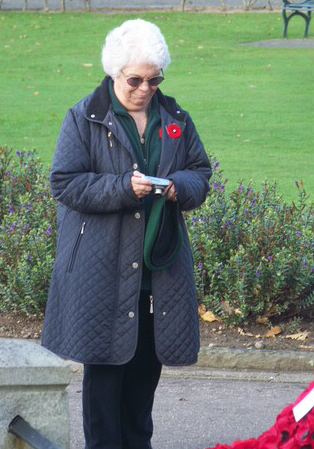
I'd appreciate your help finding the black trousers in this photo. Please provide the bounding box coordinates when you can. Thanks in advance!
[83,291,162,449]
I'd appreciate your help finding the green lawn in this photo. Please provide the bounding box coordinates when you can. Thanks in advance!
[1,11,313,201]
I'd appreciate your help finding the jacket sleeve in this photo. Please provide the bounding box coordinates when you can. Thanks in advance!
[169,114,212,211]
[50,109,142,214]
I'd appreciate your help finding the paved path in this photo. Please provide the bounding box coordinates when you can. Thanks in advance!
[0,0,282,11]
[242,38,314,47]
[68,371,310,449]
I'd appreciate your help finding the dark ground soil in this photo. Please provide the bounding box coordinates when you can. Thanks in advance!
[0,310,313,352]
[199,318,314,352]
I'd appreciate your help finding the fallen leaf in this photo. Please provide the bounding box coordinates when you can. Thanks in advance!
[201,311,218,323]
[221,300,234,315]
[285,331,309,341]
[34,91,40,96]
[83,63,93,67]
[234,308,244,317]
[198,303,206,316]
[299,345,314,349]
[256,315,269,325]
[265,325,281,338]
[237,327,254,337]
[265,304,277,317]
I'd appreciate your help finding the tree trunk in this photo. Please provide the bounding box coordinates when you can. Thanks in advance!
[220,0,227,11]
[180,0,186,12]
[60,0,65,11]
[44,0,49,11]
[0,0,3,10]
[242,0,258,10]
[23,0,28,10]
[84,0,91,11]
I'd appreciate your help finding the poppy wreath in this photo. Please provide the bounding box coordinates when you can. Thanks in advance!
[205,381,314,449]
[164,123,182,138]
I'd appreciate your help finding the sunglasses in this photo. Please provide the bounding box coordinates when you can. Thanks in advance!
[120,69,164,88]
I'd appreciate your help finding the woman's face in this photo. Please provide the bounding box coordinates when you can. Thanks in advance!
[113,63,162,113]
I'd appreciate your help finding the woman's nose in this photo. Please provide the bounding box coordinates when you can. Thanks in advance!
[139,81,151,91]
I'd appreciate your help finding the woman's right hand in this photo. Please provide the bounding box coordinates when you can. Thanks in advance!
[131,171,153,199]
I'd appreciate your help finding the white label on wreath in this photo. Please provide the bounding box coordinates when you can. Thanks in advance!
[293,388,314,422]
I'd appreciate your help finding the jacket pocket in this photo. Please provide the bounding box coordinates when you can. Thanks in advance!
[67,221,87,273]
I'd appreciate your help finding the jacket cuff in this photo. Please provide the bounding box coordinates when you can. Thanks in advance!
[121,171,143,206]
[168,174,186,204]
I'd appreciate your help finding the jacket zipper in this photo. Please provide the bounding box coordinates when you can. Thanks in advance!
[68,221,86,273]
[149,295,154,314]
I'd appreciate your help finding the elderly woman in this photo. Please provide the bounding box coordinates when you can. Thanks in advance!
[42,19,211,449]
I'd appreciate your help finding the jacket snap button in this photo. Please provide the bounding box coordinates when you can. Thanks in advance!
[132,262,139,269]
[133,163,138,170]
[135,212,140,219]
[108,121,112,126]
[128,311,135,318]
[162,311,167,316]
[91,114,95,118]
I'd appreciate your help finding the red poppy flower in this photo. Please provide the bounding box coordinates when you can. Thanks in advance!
[279,437,298,449]
[256,425,281,449]
[294,422,312,445]
[166,123,182,138]
[205,444,230,449]
[159,127,162,139]
[307,409,314,427]
[231,438,257,448]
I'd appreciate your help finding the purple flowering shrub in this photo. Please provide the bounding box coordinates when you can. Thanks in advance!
[0,147,56,312]
[186,157,314,323]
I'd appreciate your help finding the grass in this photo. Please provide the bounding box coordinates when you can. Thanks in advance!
[1,11,313,201]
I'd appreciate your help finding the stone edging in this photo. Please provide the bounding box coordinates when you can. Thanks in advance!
[66,346,314,376]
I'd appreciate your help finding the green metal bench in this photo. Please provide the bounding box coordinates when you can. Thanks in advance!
[282,0,314,37]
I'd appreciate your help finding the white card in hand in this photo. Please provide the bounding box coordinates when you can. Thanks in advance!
[293,387,314,422]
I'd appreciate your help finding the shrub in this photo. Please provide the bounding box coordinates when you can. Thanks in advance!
[0,147,56,313]
[186,156,314,324]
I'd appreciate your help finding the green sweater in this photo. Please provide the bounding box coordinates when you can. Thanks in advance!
[109,80,161,290]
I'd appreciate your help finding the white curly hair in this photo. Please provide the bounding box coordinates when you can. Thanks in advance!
[101,19,171,79]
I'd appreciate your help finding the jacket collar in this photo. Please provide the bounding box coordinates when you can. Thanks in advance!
[85,75,187,124]
[86,77,111,122]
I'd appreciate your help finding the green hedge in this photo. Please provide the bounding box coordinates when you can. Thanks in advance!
[0,147,56,312]
[1,147,313,322]
[185,156,314,323]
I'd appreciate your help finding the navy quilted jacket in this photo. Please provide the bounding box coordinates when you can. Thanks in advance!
[42,77,212,366]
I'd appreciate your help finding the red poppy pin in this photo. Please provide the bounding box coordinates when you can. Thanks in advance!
[158,127,163,139]
[166,123,182,138]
